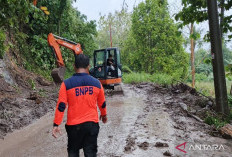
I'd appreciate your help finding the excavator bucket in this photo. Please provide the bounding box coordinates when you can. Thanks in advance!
[51,67,66,84]
[105,84,124,95]
[113,84,124,95]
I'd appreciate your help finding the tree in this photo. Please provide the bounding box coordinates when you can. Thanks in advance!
[96,8,131,49]
[182,23,202,87]
[0,0,97,77]
[175,0,232,40]
[33,0,97,71]
[190,23,196,87]
[123,0,188,78]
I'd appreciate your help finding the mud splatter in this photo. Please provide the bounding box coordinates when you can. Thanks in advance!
[154,142,169,147]
[138,141,149,150]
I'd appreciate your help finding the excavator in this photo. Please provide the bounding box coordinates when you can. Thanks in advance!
[33,1,122,90]
[47,33,122,90]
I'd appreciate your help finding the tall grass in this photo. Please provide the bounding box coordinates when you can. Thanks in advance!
[187,79,232,98]
[123,72,175,85]
[122,72,151,84]
[194,82,215,97]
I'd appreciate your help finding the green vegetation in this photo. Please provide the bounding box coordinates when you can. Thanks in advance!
[123,0,188,78]
[0,29,7,59]
[123,72,175,85]
[97,0,188,81]
[194,82,215,97]
[203,93,232,129]
[204,112,228,130]
[123,72,151,84]
[204,110,232,130]
[28,79,36,90]
[97,9,131,49]
[1,0,231,98]
[38,89,48,98]
[122,65,133,74]
[0,0,232,110]
[95,0,232,104]
[175,0,232,39]
[0,0,97,79]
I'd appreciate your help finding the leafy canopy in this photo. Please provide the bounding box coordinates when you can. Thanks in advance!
[122,0,188,79]
[0,0,97,78]
[175,0,232,39]
[96,8,131,49]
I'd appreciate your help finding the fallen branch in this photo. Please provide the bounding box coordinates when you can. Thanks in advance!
[187,112,204,123]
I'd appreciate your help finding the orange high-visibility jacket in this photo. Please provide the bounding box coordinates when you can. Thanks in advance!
[54,73,107,126]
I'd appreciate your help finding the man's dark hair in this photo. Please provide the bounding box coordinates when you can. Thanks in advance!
[75,54,89,69]
[109,54,113,58]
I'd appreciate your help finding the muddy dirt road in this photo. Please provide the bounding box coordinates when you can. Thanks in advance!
[0,84,232,157]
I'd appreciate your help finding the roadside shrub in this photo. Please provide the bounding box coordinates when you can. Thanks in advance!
[123,72,175,85]
[204,111,232,130]
[122,65,133,73]
[151,73,174,85]
[123,72,151,84]
[186,73,211,83]
[204,114,226,130]
[195,73,208,81]
[30,35,54,70]
[195,82,215,97]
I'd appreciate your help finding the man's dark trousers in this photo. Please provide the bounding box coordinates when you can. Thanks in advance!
[65,122,100,157]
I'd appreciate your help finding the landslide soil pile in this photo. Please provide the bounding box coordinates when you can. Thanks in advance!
[134,82,216,135]
[123,83,232,157]
[0,54,57,138]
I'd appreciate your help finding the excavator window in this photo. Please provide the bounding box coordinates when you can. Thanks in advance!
[116,49,122,77]
[94,50,105,78]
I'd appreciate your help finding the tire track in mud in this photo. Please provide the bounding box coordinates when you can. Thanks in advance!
[97,85,146,157]
[124,84,175,157]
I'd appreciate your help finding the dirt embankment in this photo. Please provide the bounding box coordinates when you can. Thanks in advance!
[0,54,57,138]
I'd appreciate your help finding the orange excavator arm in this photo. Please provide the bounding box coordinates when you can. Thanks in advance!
[47,33,83,83]
[47,33,83,67]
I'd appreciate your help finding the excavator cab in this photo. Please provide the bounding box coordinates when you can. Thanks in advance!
[91,48,122,89]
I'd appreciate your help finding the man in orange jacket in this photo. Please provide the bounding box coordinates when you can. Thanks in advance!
[52,54,107,157]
